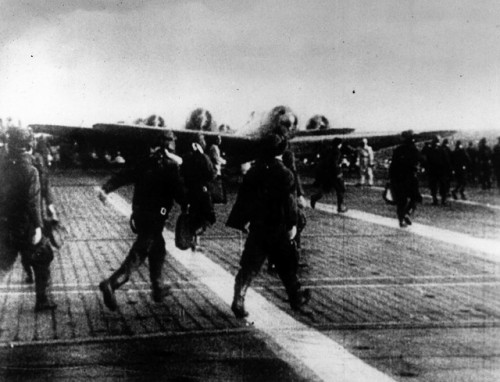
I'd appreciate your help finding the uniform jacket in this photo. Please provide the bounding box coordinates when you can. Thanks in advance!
[283,150,304,197]
[227,157,298,234]
[181,149,216,192]
[421,143,450,177]
[102,149,186,219]
[0,151,43,242]
[357,145,374,168]
[389,142,420,183]
[493,143,500,170]
[451,147,470,174]
[208,144,226,176]
[33,151,54,205]
[314,145,343,188]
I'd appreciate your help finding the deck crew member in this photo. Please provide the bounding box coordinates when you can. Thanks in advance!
[181,133,217,249]
[389,130,422,228]
[98,130,186,311]
[493,137,500,191]
[310,137,348,213]
[21,137,59,284]
[451,140,470,200]
[0,127,57,311]
[227,132,311,318]
[357,138,374,186]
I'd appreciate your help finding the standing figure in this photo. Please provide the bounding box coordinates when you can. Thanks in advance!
[282,150,306,257]
[0,127,57,311]
[357,138,374,186]
[21,138,59,284]
[466,141,479,185]
[208,135,228,204]
[310,138,348,213]
[98,130,187,311]
[451,140,470,200]
[440,138,453,205]
[227,133,311,318]
[493,137,500,191]
[208,135,226,177]
[421,136,448,205]
[477,138,493,190]
[181,134,217,249]
[389,130,422,228]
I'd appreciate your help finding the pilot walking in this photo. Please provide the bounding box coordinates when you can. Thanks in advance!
[451,140,470,200]
[357,138,374,186]
[21,137,59,284]
[493,137,500,191]
[227,133,311,318]
[181,133,217,249]
[97,131,187,311]
[389,130,422,228]
[0,127,57,311]
[310,137,348,213]
[477,138,493,190]
[421,136,450,205]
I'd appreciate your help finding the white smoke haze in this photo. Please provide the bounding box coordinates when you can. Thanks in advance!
[1,0,499,132]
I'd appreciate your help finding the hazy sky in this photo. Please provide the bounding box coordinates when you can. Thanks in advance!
[1,0,499,132]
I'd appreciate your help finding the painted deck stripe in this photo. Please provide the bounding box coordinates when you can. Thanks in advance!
[313,202,500,263]
[1,280,498,297]
[104,190,397,382]
[2,273,495,291]
[347,184,500,211]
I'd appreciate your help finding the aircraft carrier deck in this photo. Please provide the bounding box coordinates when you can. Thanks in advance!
[0,170,499,381]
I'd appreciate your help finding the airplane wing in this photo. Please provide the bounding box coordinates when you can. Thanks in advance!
[30,124,101,140]
[93,123,260,164]
[31,122,456,167]
[293,128,355,137]
[290,129,457,159]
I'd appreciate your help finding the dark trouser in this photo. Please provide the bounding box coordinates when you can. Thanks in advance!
[295,208,306,250]
[107,230,166,293]
[1,234,54,306]
[0,234,18,278]
[311,177,346,209]
[479,165,492,189]
[453,171,467,196]
[187,188,216,235]
[235,230,302,302]
[392,178,420,222]
[428,174,450,203]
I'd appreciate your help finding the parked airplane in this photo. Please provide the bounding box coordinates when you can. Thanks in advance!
[29,106,456,168]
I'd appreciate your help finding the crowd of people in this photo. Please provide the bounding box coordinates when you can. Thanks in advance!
[1,110,500,318]
[0,107,312,318]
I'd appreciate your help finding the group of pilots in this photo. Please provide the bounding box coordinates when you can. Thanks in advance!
[1,109,500,318]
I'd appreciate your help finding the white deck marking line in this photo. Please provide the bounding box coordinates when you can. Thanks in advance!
[1,280,498,296]
[313,202,500,264]
[347,184,500,211]
[3,273,495,290]
[104,191,397,382]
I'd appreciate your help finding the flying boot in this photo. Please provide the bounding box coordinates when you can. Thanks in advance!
[33,264,57,312]
[99,262,130,311]
[149,253,170,303]
[310,193,321,209]
[231,271,252,318]
[277,263,311,311]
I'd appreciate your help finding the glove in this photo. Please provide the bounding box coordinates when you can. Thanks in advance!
[129,216,137,233]
[297,196,306,209]
[32,227,42,245]
[47,204,59,222]
[97,188,108,204]
[192,143,204,153]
